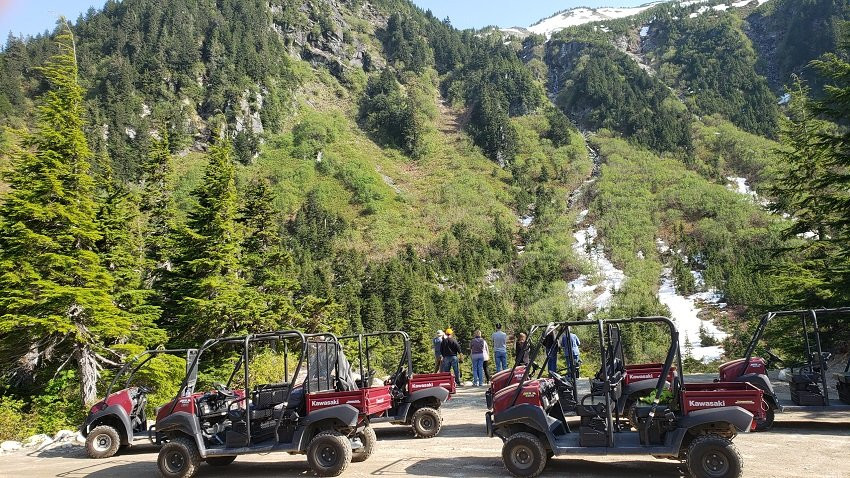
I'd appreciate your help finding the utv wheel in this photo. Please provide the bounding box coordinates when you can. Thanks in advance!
[85,425,121,459]
[206,456,236,466]
[158,436,201,478]
[411,407,442,438]
[686,435,743,478]
[753,401,775,432]
[502,432,547,478]
[352,425,376,463]
[307,431,352,477]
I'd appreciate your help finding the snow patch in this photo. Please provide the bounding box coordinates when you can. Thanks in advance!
[569,224,626,310]
[658,269,727,362]
[726,176,757,200]
[527,4,662,37]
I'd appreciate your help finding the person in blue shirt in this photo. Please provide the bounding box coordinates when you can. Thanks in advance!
[432,330,444,373]
[560,331,581,378]
[491,324,508,373]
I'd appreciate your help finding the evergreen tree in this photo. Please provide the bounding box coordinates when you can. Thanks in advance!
[238,177,301,329]
[140,131,177,287]
[95,159,165,348]
[0,25,129,404]
[168,142,263,341]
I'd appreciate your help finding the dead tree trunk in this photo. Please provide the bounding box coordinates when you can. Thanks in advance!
[77,343,99,405]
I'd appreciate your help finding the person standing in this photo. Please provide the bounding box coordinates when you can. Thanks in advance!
[515,332,531,366]
[492,324,508,373]
[482,336,491,384]
[470,330,486,387]
[432,330,444,373]
[543,323,558,374]
[440,328,462,386]
[561,331,581,378]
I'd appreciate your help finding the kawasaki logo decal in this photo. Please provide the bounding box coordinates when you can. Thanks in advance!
[411,382,434,389]
[630,373,655,380]
[689,400,726,407]
[311,399,339,406]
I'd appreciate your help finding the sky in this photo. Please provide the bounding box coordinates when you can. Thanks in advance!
[0,0,655,41]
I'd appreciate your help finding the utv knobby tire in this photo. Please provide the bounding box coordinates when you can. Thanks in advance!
[307,431,352,477]
[411,407,442,438]
[158,436,201,478]
[502,432,547,478]
[352,425,376,463]
[206,456,237,466]
[753,401,775,432]
[85,425,121,459]
[686,434,743,478]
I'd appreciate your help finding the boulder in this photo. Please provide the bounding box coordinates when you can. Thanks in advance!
[24,434,53,449]
[53,430,76,442]
[1,441,22,453]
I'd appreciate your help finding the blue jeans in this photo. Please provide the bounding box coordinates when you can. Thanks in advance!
[546,348,558,374]
[472,357,485,386]
[494,350,508,372]
[441,356,461,385]
[565,353,581,377]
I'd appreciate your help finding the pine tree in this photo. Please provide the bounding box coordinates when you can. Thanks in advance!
[169,141,263,341]
[809,42,850,304]
[238,177,301,329]
[140,131,178,287]
[0,24,129,404]
[95,157,165,348]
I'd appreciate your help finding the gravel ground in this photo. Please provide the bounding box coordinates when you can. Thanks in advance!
[2,382,849,478]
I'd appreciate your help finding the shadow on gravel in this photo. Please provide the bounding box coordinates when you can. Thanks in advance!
[375,423,488,440]
[372,456,685,477]
[55,458,315,478]
[27,443,159,459]
[769,420,850,435]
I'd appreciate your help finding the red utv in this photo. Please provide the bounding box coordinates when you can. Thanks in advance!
[715,307,850,430]
[486,316,756,478]
[341,331,455,438]
[154,331,391,477]
[80,348,195,458]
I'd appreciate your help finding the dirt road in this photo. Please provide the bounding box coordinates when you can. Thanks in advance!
[2,386,849,478]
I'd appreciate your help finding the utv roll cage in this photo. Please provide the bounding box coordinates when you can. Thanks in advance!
[742,307,850,406]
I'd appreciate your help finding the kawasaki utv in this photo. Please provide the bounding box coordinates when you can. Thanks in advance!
[486,316,756,478]
[487,321,674,421]
[154,331,392,477]
[81,348,195,459]
[340,331,455,438]
[487,320,763,429]
[716,307,850,430]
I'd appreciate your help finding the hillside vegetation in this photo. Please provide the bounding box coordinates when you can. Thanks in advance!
[0,0,849,438]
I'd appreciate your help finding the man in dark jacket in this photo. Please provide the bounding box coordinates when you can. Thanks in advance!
[515,332,531,366]
[440,328,462,386]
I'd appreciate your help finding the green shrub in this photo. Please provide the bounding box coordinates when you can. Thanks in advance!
[0,396,36,441]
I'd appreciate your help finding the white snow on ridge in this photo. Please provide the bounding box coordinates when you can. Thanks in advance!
[527,4,662,37]
[726,176,758,201]
[658,270,727,362]
[569,220,627,311]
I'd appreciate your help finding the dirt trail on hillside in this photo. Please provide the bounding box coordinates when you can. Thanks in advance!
[2,383,849,478]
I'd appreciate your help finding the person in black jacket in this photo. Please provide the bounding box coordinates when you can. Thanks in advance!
[440,328,462,386]
[515,332,531,366]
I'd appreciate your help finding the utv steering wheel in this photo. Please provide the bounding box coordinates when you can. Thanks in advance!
[213,382,237,398]
[763,349,783,369]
